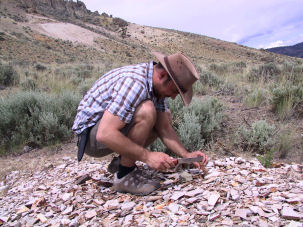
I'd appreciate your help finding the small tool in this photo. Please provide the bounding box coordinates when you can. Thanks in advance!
[172,156,205,172]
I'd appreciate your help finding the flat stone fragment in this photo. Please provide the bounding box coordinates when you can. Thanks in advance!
[171,191,185,200]
[16,206,29,214]
[179,171,193,182]
[85,210,97,220]
[121,201,136,211]
[168,203,180,213]
[146,196,162,202]
[185,188,204,197]
[62,205,73,215]
[235,209,249,220]
[124,214,133,225]
[75,174,91,185]
[0,216,9,223]
[61,193,72,201]
[186,197,199,204]
[208,192,220,206]
[104,199,120,210]
[259,219,269,227]
[281,206,303,220]
[285,221,303,227]
[204,170,221,180]
[61,218,71,225]
[230,189,240,201]
[221,218,233,226]
[37,213,47,223]
[208,212,220,221]
[0,185,9,196]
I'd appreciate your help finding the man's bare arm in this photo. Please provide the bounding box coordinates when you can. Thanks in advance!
[154,111,208,167]
[96,110,175,170]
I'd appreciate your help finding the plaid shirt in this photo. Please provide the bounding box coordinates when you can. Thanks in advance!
[72,61,167,135]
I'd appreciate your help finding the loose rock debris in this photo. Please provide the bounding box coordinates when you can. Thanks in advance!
[0,157,302,226]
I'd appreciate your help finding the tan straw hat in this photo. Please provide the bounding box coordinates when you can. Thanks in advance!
[152,51,199,106]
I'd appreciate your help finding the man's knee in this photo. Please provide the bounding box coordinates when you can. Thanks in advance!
[134,100,157,124]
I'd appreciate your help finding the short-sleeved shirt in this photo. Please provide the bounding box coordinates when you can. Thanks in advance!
[72,61,167,135]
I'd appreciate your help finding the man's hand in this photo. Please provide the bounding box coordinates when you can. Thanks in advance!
[145,152,175,171]
[183,150,208,169]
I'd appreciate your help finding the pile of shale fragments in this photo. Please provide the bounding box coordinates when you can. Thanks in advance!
[0,156,302,226]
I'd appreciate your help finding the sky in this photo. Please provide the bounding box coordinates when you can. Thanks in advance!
[82,0,303,49]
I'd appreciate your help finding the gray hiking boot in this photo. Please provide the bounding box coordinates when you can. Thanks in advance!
[113,167,160,196]
[107,156,120,174]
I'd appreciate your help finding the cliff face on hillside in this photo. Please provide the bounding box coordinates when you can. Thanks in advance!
[267,42,303,58]
[19,0,103,24]
[0,0,128,29]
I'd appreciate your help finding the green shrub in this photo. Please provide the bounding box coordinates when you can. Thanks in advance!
[185,97,223,141]
[35,63,47,71]
[200,71,223,88]
[78,78,96,96]
[281,61,303,84]
[21,77,38,91]
[236,120,275,153]
[272,84,303,120]
[209,63,228,75]
[0,91,81,153]
[178,112,204,151]
[149,96,223,152]
[209,62,246,75]
[218,82,236,95]
[0,62,19,86]
[257,149,275,168]
[244,88,268,107]
[75,64,94,79]
[193,80,207,95]
[247,62,281,82]
[198,71,236,95]
[277,131,293,158]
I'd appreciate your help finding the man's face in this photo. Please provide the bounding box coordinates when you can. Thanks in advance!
[154,72,179,100]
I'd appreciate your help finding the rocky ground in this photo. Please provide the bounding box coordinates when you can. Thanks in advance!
[0,154,302,226]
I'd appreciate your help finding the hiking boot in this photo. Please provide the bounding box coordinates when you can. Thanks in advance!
[113,167,160,196]
[107,156,120,174]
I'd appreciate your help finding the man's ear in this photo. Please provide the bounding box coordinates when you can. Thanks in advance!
[159,69,168,80]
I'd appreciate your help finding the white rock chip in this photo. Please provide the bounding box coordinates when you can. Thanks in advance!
[281,206,303,220]
[171,191,185,200]
[207,192,220,206]
[168,203,180,213]
[121,201,136,211]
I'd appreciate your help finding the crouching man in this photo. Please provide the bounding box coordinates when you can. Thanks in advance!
[72,51,208,195]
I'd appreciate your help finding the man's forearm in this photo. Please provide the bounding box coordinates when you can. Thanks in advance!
[158,126,189,158]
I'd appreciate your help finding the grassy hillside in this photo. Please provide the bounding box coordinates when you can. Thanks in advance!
[0,0,302,164]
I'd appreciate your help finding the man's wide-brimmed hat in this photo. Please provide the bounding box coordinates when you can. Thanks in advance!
[152,51,199,106]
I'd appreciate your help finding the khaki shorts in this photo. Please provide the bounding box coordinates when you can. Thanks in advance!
[83,113,134,158]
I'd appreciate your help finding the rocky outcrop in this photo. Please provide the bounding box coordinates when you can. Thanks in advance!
[19,0,97,23]
[15,0,129,31]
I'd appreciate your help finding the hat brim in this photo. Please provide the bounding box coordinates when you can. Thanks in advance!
[152,51,192,106]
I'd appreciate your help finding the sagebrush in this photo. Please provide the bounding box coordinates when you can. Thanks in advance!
[0,91,81,153]
[236,120,275,153]
[150,96,223,152]
[0,62,19,86]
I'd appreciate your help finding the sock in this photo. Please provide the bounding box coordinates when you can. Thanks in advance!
[117,164,136,179]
